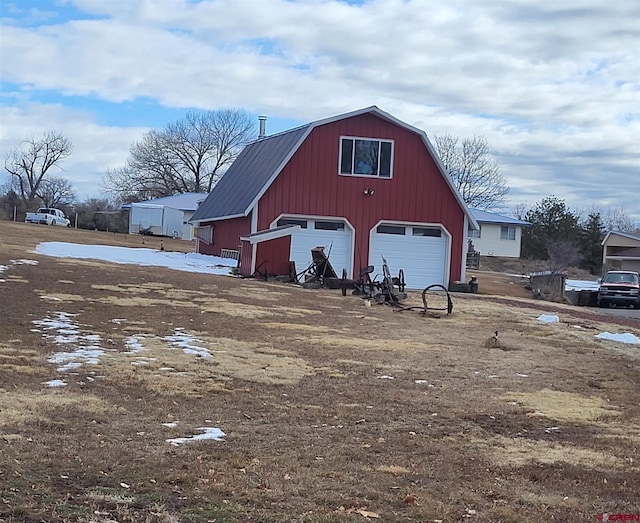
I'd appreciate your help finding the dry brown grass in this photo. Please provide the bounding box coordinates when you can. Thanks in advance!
[1,221,639,522]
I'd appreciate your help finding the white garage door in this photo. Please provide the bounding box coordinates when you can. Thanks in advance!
[277,218,353,277]
[369,224,448,289]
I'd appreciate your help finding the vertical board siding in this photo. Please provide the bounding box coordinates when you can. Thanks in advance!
[198,216,251,257]
[257,113,465,281]
[256,236,292,277]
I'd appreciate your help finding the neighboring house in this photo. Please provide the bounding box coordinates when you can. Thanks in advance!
[122,193,208,240]
[601,230,640,273]
[468,209,530,258]
[189,106,478,289]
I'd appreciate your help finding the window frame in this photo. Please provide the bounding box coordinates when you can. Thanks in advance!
[339,136,394,179]
[277,218,308,229]
[500,225,516,241]
[376,224,406,235]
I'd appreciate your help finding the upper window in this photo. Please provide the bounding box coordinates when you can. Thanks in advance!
[315,221,345,231]
[500,226,516,241]
[340,137,393,178]
[277,218,308,229]
[413,227,441,237]
[376,225,405,235]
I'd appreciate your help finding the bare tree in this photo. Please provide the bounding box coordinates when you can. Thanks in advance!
[38,177,76,208]
[105,109,255,201]
[4,131,73,206]
[434,134,509,211]
[511,202,529,221]
[602,206,637,233]
[547,240,582,273]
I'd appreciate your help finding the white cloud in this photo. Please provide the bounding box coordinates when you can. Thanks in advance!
[1,0,638,220]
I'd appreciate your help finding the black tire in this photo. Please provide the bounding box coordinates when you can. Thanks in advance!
[598,300,608,308]
[397,269,405,292]
[51,219,56,226]
[341,268,348,296]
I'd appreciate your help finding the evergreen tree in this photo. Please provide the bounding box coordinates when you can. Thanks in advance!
[578,212,605,274]
[522,196,580,260]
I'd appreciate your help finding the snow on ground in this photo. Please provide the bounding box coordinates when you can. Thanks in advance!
[537,314,560,323]
[565,279,601,291]
[35,242,236,275]
[166,427,226,445]
[31,308,227,445]
[596,332,640,345]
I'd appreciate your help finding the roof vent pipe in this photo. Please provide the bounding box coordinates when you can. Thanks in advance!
[258,115,267,138]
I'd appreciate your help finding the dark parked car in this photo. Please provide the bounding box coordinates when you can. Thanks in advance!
[597,271,640,309]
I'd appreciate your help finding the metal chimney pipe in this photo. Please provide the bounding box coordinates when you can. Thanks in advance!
[258,115,267,138]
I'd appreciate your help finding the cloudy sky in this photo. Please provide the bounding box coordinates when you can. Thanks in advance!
[1,0,638,222]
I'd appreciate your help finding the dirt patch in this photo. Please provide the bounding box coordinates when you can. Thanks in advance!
[1,222,639,523]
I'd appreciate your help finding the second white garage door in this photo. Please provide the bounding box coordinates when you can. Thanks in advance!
[277,217,353,277]
[369,223,448,289]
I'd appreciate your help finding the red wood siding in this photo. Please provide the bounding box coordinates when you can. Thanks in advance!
[239,239,252,277]
[197,216,250,257]
[255,236,292,277]
[256,113,466,281]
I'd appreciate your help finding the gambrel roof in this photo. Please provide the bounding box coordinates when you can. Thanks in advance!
[190,106,478,229]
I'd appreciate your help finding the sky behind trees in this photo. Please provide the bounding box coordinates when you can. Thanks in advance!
[1,0,638,221]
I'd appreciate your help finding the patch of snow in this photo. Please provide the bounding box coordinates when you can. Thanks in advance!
[164,331,211,358]
[162,422,179,428]
[11,259,39,266]
[538,314,560,323]
[43,379,67,387]
[166,427,225,445]
[377,375,395,380]
[125,336,145,353]
[57,362,82,372]
[49,348,104,366]
[35,242,236,276]
[34,312,105,372]
[596,332,640,345]
[516,373,529,377]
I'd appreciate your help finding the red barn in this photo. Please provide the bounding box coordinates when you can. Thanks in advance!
[190,106,478,289]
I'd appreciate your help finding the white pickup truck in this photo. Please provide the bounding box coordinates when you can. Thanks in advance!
[25,208,71,227]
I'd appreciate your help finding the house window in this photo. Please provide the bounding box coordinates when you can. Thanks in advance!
[500,226,516,241]
[340,137,393,178]
[469,227,481,239]
[412,227,441,237]
[277,218,308,229]
[376,225,405,235]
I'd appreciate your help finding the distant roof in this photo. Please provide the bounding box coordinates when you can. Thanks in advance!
[190,106,478,229]
[122,192,208,212]
[470,208,530,226]
[602,230,640,246]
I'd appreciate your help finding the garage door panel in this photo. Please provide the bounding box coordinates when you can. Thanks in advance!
[369,225,446,289]
[286,220,352,276]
